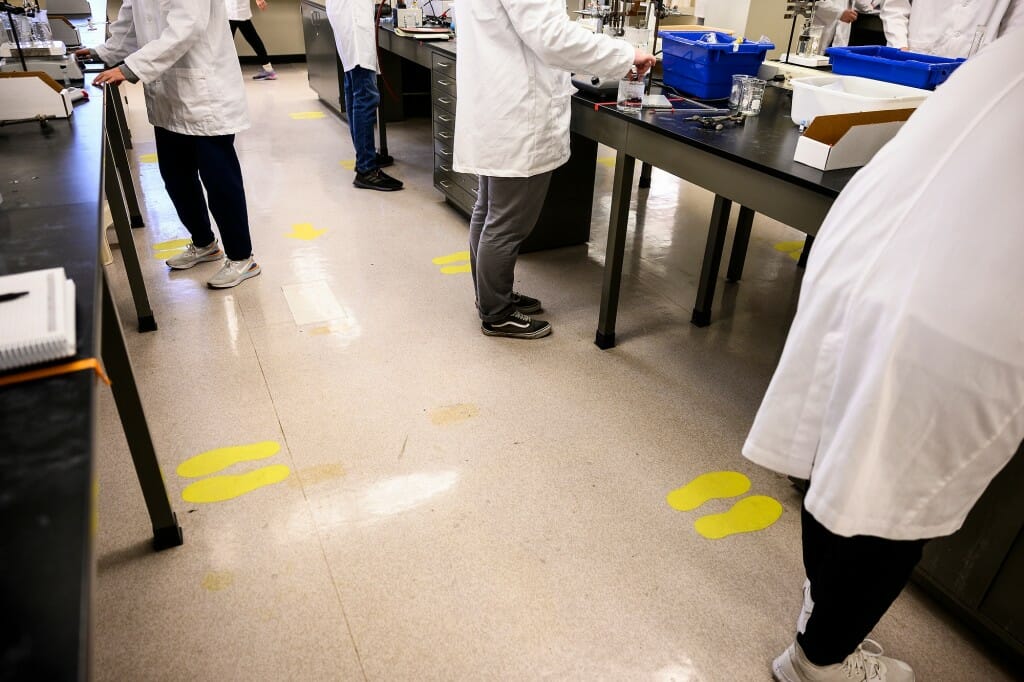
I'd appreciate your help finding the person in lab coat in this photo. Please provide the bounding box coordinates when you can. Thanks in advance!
[454,0,655,339]
[814,0,875,48]
[226,0,276,80]
[879,0,1024,57]
[744,29,1024,682]
[326,0,402,191]
[78,0,261,289]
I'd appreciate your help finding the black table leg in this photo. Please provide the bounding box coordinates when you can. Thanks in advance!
[110,84,133,150]
[101,271,182,551]
[638,162,653,188]
[797,234,815,269]
[596,151,636,350]
[691,194,732,327]
[726,205,755,282]
[105,136,157,333]
[105,86,144,229]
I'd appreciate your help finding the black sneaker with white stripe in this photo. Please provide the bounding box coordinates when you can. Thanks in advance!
[511,291,542,314]
[481,310,551,339]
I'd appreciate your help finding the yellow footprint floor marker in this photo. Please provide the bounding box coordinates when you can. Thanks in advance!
[339,159,356,170]
[182,465,291,503]
[290,111,326,120]
[177,441,281,478]
[597,157,616,168]
[429,403,479,426]
[774,240,804,261]
[432,250,472,274]
[694,495,784,539]
[286,222,327,241]
[152,237,192,260]
[139,152,159,163]
[666,471,751,512]
[202,571,235,591]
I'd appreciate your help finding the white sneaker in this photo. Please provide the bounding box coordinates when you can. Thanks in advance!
[206,257,261,289]
[797,578,815,635]
[166,240,223,269]
[773,640,914,682]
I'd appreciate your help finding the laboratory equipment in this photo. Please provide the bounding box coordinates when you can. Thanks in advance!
[616,68,644,112]
[826,46,965,91]
[729,74,751,110]
[779,1,830,68]
[660,30,774,99]
[1,1,82,82]
[790,75,930,126]
[737,76,765,115]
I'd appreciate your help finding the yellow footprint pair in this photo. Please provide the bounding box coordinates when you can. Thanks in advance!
[432,250,472,274]
[667,471,783,540]
[176,441,289,504]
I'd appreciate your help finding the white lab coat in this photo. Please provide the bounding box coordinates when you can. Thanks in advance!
[453,0,634,177]
[326,0,377,72]
[225,0,251,22]
[879,0,1024,57]
[96,0,249,136]
[742,30,1024,541]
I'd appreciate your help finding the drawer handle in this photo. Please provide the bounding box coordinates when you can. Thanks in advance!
[470,187,478,195]
[438,114,452,123]
[438,131,452,139]
[436,61,450,68]
[438,149,452,156]
[437,79,451,87]
[439,180,452,189]
[438,97,452,104]
[439,164,451,172]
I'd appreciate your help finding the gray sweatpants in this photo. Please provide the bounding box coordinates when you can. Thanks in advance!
[469,172,554,322]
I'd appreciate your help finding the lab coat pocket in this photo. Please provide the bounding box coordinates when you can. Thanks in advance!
[163,68,214,127]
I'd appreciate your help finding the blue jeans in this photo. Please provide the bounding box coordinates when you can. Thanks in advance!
[343,66,380,174]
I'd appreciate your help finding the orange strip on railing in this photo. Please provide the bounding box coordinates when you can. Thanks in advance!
[0,358,111,388]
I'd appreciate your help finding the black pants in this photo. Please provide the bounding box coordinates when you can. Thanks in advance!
[797,503,927,666]
[154,127,252,261]
[230,19,269,63]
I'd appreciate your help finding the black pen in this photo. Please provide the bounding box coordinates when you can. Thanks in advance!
[0,291,29,303]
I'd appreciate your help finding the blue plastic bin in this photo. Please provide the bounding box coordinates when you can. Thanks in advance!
[659,31,774,100]
[825,46,965,90]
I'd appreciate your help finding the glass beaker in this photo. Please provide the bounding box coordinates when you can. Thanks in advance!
[617,76,644,113]
[729,74,751,110]
[739,77,766,116]
[797,24,824,57]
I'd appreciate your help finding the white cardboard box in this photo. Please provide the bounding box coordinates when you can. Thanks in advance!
[794,108,915,171]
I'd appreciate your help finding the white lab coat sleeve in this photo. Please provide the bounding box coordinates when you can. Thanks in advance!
[95,0,139,65]
[498,0,635,81]
[123,0,210,83]
[999,0,1024,37]
[878,0,910,48]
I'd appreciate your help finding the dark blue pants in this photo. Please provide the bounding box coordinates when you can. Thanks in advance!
[154,126,253,261]
[343,66,380,174]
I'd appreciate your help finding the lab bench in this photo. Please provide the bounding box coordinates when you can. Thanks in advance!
[0,81,182,678]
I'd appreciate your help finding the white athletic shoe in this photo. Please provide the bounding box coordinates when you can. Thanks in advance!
[797,578,815,635]
[773,640,915,682]
[166,240,223,269]
[206,257,261,289]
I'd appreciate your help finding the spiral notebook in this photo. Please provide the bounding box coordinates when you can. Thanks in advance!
[0,267,77,372]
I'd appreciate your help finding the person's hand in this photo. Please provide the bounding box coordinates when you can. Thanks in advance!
[93,67,127,87]
[256,0,267,9]
[840,9,858,22]
[632,49,656,77]
[73,47,93,62]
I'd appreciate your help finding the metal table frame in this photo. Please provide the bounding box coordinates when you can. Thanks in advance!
[571,98,837,347]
